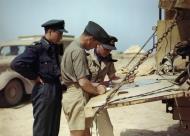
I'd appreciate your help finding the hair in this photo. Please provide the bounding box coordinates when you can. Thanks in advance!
[82,30,97,42]
[44,27,57,34]
[82,30,93,36]
[44,28,48,33]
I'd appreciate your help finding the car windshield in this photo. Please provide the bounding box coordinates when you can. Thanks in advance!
[0,45,26,56]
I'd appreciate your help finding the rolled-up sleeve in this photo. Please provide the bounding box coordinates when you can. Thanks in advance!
[72,49,90,80]
[107,62,116,77]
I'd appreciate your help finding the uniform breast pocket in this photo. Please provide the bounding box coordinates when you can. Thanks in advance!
[89,62,100,81]
[39,57,53,73]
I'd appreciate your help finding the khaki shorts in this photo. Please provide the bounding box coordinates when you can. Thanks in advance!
[62,85,92,130]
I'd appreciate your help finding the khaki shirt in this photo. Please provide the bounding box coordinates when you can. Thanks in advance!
[61,38,90,85]
[86,50,116,83]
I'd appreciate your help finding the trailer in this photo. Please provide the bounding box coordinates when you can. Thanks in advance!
[85,0,190,131]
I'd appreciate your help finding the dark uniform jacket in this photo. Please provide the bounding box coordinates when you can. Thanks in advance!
[11,37,61,83]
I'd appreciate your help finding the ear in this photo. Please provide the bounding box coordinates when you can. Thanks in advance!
[45,29,51,38]
[46,29,51,35]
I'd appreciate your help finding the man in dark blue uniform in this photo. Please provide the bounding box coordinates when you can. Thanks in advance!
[11,19,68,136]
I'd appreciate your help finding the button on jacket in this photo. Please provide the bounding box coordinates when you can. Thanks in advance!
[11,37,61,82]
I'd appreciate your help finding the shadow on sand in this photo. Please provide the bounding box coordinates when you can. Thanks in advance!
[120,124,190,136]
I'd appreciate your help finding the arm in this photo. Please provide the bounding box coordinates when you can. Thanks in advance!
[78,77,105,95]
[10,46,39,80]
[72,49,106,95]
[108,73,120,81]
[107,62,120,81]
[107,62,135,85]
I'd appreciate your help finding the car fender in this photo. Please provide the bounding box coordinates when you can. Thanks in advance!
[0,70,34,94]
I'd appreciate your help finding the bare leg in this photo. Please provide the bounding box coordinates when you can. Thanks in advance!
[84,128,91,136]
[70,128,91,136]
[70,130,85,136]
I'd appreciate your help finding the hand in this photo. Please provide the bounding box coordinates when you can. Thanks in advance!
[175,40,189,48]
[96,84,106,95]
[34,76,44,85]
[128,75,135,83]
[101,81,109,87]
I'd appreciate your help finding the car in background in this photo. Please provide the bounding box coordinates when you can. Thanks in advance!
[0,35,74,107]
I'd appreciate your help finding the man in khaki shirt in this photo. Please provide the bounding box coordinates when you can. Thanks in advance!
[87,36,119,83]
[86,36,119,136]
[61,21,111,136]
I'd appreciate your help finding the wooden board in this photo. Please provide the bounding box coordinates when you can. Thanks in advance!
[155,20,190,70]
[173,107,190,121]
[174,97,190,107]
[85,75,190,118]
[175,0,190,9]
[159,0,176,10]
[180,120,190,131]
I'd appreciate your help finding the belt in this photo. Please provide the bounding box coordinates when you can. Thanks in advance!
[42,77,60,83]
[66,83,80,88]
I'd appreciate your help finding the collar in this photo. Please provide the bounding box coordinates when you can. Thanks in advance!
[94,49,102,62]
[74,37,84,49]
[87,49,101,67]
[94,49,116,62]
[40,37,55,50]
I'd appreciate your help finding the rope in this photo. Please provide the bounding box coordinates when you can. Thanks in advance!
[108,85,175,105]
[125,30,157,68]
[94,9,183,115]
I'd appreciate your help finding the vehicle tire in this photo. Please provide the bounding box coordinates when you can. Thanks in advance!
[4,79,24,106]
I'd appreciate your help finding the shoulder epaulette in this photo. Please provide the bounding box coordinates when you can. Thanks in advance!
[30,41,44,53]
[32,41,41,46]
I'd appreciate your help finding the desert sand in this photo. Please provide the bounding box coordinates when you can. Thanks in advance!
[1,52,190,136]
[1,101,190,136]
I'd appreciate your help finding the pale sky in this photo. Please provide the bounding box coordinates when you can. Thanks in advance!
[0,0,159,51]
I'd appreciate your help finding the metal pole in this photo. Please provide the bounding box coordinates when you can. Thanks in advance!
[159,8,162,20]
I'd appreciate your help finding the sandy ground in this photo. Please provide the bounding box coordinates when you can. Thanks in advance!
[1,100,190,136]
[1,55,190,136]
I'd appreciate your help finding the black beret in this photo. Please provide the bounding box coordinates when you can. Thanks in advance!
[84,21,110,44]
[102,35,118,50]
[41,19,68,33]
